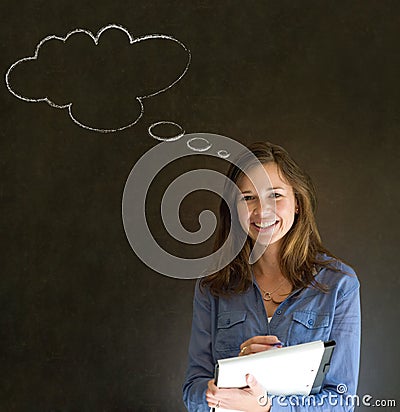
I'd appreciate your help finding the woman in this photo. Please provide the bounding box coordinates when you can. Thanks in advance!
[182,142,361,411]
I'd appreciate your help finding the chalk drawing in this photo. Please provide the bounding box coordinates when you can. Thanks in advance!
[217,149,230,159]
[148,121,185,141]
[186,136,212,152]
[5,24,191,133]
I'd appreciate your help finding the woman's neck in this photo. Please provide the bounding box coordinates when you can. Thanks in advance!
[252,240,283,280]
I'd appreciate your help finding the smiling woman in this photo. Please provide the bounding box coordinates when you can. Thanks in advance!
[182,142,361,412]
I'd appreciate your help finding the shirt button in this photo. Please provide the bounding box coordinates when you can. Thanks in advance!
[226,319,230,325]
[308,319,314,326]
[276,310,282,315]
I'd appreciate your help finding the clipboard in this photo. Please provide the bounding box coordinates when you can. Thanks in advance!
[211,340,335,412]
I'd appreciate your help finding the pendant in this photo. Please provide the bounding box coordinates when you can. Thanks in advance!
[263,292,272,301]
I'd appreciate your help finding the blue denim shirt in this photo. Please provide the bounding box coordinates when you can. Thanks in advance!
[183,260,361,411]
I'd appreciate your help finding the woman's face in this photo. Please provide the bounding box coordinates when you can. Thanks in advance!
[236,162,298,247]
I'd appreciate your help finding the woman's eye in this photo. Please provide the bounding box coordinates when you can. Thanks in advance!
[241,195,255,201]
[270,192,282,198]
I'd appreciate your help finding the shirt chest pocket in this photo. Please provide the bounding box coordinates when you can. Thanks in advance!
[287,310,331,345]
[214,311,247,358]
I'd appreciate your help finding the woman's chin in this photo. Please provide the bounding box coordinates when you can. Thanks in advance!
[252,235,282,249]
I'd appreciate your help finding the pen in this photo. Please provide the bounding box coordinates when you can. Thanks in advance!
[272,341,284,347]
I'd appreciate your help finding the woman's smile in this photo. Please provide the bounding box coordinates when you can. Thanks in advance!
[251,220,278,231]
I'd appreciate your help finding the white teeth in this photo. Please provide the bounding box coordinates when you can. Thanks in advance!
[254,221,276,228]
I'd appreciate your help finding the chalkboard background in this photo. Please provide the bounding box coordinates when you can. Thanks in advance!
[1,1,399,411]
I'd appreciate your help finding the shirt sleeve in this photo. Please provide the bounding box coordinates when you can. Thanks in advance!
[270,276,361,412]
[182,280,215,412]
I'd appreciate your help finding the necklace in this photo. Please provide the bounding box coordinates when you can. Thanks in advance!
[258,280,291,304]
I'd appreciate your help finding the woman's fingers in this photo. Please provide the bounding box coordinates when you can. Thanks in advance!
[240,335,281,352]
[245,374,271,408]
[206,380,219,407]
[207,377,270,411]
[205,392,219,408]
[238,335,283,356]
[207,379,218,395]
[239,342,280,356]
[206,374,271,410]
[206,386,239,409]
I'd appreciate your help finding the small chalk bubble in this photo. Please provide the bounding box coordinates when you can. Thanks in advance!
[148,121,185,141]
[217,149,230,159]
[187,137,212,152]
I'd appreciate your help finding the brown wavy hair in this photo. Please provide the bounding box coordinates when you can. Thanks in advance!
[201,141,340,296]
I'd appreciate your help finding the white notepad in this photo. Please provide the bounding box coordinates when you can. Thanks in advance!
[212,340,335,412]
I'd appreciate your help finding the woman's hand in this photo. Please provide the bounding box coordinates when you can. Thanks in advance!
[238,335,282,356]
[206,374,271,411]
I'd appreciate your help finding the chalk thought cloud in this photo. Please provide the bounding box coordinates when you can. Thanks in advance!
[5,24,191,132]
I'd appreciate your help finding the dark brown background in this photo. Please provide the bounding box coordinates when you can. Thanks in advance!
[1,1,399,411]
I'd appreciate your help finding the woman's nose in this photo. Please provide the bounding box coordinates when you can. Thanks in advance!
[253,198,274,216]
